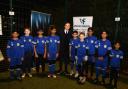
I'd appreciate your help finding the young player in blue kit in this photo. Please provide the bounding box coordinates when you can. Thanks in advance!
[94,31,112,85]
[7,31,24,80]
[109,42,123,89]
[75,32,88,83]
[20,28,34,78]
[46,26,60,78]
[85,27,97,80]
[33,29,46,74]
[69,31,79,76]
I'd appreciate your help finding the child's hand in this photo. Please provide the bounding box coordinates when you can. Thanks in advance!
[35,54,38,58]
[56,53,59,58]
[47,53,49,58]
[8,58,11,62]
[21,57,24,61]
[43,54,46,59]
[69,54,71,57]
[75,56,78,60]
[83,56,88,61]
[98,57,104,61]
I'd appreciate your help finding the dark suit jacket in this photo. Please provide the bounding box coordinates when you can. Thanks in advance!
[59,29,73,59]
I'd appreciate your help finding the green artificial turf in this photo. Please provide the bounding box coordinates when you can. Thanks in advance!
[0,63,128,89]
[0,70,128,89]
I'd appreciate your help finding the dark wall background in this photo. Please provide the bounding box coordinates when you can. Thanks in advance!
[0,0,128,71]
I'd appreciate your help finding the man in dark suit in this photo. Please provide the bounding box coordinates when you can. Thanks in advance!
[58,22,72,75]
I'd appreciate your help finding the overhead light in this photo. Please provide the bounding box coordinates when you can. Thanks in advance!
[9,11,15,16]
[115,17,120,22]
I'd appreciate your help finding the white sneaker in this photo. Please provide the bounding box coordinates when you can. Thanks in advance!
[28,73,32,78]
[48,74,51,78]
[70,71,74,76]
[21,73,26,78]
[81,77,86,83]
[32,67,36,71]
[74,72,79,78]
[53,75,57,78]
[79,76,83,81]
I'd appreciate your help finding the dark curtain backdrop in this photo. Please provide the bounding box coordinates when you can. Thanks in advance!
[31,11,51,36]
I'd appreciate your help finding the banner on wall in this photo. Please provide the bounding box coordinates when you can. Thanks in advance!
[0,15,2,35]
[31,11,51,35]
[73,16,93,36]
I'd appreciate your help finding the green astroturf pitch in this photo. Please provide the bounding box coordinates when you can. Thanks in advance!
[0,70,128,89]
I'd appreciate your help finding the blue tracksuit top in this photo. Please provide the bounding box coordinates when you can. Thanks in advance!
[33,36,46,54]
[110,49,123,68]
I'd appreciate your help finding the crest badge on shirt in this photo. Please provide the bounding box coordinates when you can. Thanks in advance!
[17,43,20,46]
[104,45,107,48]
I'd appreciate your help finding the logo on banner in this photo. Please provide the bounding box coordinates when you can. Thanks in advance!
[80,18,86,25]
[73,16,93,30]
[73,16,93,36]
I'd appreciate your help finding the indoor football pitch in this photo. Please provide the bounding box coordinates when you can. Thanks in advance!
[0,68,128,89]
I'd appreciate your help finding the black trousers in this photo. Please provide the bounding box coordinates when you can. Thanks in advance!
[59,56,69,72]
[22,52,33,73]
[82,61,89,77]
[78,61,94,77]
[77,64,84,77]
[58,44,69,73]
[110,67,119,87]
[35,54,45,73]
[84,61,95,77]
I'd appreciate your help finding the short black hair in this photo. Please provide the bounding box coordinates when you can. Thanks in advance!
[88,27,94,32]
[48,25,56,35]
[24,27,30,31]
[72,30,78,34]
[79,32,85,36]
[37,29,44,32]
[12,31,19,34]
[101,30,108,34]
[114,41,120,45]
[11,31,19,37]
[49,25,56,30]
[65,22,71,25]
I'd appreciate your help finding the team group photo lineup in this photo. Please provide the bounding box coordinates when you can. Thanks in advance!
[3,22,124,89]
[0,0,128,89]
